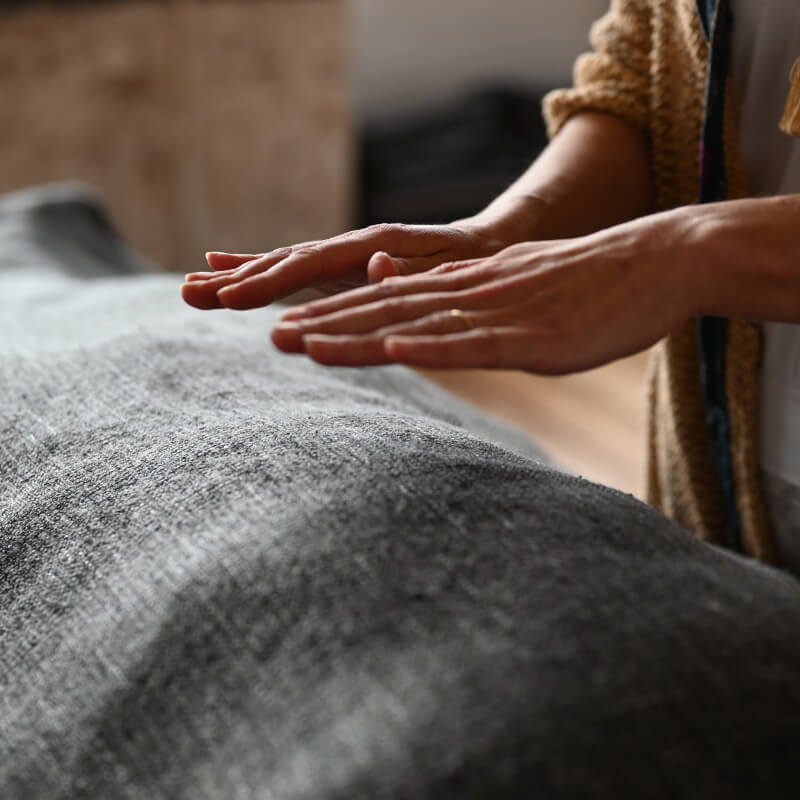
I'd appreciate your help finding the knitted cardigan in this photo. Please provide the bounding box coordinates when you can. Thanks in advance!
[543,0,778,563]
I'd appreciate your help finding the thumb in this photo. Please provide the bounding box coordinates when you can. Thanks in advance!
[367,251,452,283]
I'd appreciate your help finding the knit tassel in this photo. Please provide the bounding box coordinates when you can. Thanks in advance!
[780,57,800,137]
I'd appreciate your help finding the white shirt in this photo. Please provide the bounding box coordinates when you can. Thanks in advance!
[729,0,800,570]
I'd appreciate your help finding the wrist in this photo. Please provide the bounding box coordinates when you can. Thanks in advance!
[456,194,553,250]
[675,199,773,319]
[656,204,722,319]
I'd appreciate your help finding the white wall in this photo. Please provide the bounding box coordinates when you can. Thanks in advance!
[352,0,609,121]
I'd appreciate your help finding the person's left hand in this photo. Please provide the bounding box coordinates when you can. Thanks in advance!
[270,210,700,373]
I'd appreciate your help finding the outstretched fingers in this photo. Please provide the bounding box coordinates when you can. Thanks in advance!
[181,249,295,309]
[215,236,406,310]
[182,223,492,312]
[215,225,472,311]
[192,242,325,278]
[294,309,500,366]
[272,290,484,353]
[384,327,532,369]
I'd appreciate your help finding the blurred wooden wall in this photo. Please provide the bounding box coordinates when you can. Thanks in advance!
[0,0,353,272]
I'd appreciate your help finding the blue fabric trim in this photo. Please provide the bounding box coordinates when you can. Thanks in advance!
[696,0,742,552]
[697,320,742,551]
[695,0,714,40]
[698,1,731,203]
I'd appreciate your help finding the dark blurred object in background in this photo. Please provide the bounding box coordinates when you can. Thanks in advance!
[359,85,549,227]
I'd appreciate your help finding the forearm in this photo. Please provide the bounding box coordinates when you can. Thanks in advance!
[685,195,800,322]
[466,111,654,245]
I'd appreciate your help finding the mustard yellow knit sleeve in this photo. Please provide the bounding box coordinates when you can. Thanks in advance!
[543,0,653,139]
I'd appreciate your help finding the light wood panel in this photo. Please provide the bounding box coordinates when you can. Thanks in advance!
[0,0,353,272]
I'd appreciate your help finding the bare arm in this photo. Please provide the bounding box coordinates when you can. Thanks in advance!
[468,110,654,243]
[689,194,800,322]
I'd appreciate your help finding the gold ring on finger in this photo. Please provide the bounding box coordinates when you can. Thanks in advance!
[449,308,473,331]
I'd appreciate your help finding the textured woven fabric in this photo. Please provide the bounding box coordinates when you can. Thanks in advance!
[2,184,800,798]
[543,0,774,562]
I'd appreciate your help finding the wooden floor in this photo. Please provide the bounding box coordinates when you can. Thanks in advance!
[418,350,651,498]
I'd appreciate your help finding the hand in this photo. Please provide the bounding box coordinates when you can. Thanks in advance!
[270,210,698,373]
[180,222,507,311]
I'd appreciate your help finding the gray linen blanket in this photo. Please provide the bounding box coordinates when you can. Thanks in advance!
[1,185,799,799]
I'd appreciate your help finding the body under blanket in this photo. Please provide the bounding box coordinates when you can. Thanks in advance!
[1,185,799,799]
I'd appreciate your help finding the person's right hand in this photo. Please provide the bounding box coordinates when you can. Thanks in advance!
[180,222,508,311]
